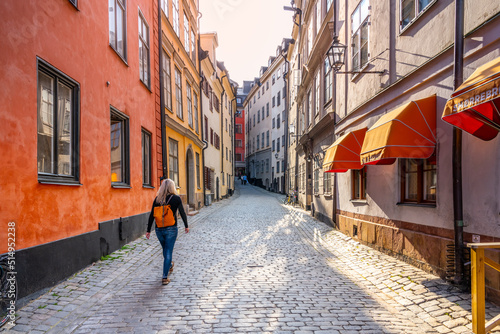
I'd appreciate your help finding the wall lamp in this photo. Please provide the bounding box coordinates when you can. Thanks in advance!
[289,124,302,138]
[327,35,386,75]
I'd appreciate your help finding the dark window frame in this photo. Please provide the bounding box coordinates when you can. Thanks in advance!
[68,0,78,9]
[399,157,437,205]
[37,58,81,185]
[141,128,152,187]
[110,106,130,187]
[168,138,179,186]
[351,167,366,200]
[138,9,150,89]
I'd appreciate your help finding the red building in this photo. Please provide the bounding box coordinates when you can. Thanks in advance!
[0,0,162,298]
[234,81,252,177]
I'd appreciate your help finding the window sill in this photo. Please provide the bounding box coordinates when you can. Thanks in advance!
[38,179,82,186]
[396,202,436,208]
[140,79,152,93]
[143,185,155,189]
[323,193,333,198]
[112,183,131,189]
[350,199,368,204]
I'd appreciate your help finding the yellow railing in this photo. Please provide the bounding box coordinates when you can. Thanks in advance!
[467,242,500,334]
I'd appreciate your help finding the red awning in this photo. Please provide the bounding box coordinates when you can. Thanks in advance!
[442,57,500,140]
[323,128,367,172]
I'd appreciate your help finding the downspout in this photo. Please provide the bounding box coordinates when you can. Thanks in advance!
[452,0,465,287]
[220,74,228,196]
[198,13,209,207]
[231,95,237,194]
[158,1,167,179]
[295,8,302,195]
[282,52,290,195]
[332,0,338,228]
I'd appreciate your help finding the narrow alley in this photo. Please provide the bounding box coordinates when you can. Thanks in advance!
[7,184,500,334]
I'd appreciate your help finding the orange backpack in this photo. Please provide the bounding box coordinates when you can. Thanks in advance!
[153,196,176,228]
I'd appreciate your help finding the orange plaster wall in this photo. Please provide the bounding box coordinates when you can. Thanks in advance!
[0,0,159,252]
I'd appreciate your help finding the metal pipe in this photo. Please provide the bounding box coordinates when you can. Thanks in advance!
[453,0,465,287]
[158,1,167,180]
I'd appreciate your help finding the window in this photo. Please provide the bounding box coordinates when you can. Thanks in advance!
[258,91,260,99]
[210,128,213,145]
[266,159,269,173]
[272,140,275,152]
[235,124,242,134]
[222,172,225,185]
[226,147,228,160]
[138,11,150,88]
[257,136,260,150]
[277,161,280,173]
[315,73,320,115]
[307,22,313,59]
[277,114,281,128]
[175,67,183,119]
[196,152,201,188]
[194,92,199,133]
[110,107,130,186]
[161,0,169,17]
[272,96,276,107]
[37,60,80,184]
[237,98,242,104]
[401,0,433,29]
[327,0,333,11]
[169,139,179,185]
[191,30,196,63]
[400,157,436,204]
[272,118,275,129]
[258,110,260,123]
[352,167,366,200]
[272,74,275,85]
[352,0,369,71]
[187,83,193,128]
[172,0,180,36]
[266,103,269,116]
[316,1,321,35]
[253,115,255,127]
[236,153,242,161]
[314,169,319,194]
[324,57,333,104]
[204,116,208,141]
[277,69,281,79]
[266,131,270,147]
[142,129,151,186]
[163,51,173,111]
[282,135,285,146]
[266,82,269,90]
[307,91,312,126]
[324,168,332,194]
[108,0,127,60]
[184,13,190,53]
[262,107,265,119]
[236,139,242,147]
[261,133,264,148]
[277,138,280,152]
[277,92,281,106]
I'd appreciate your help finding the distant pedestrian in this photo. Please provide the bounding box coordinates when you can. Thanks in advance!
[146,178,189,285]
[242,175,248,185]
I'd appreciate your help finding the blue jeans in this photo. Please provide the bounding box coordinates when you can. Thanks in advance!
[155,226,178,278]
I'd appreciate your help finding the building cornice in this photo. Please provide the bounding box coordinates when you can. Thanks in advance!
[165,113,204,148]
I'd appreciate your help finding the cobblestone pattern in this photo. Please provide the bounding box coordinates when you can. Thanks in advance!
[4,184,500,333]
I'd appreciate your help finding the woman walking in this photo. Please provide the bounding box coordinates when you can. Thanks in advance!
[146,178,189,285]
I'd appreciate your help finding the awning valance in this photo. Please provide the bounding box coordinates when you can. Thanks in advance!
[323,128,367,172]
[360,95,437,165]
[442,57,500,141]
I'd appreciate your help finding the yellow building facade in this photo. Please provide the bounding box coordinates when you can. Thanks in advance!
[160,0,203,210]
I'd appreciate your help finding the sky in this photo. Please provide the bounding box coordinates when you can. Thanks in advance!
[199,0,295,87]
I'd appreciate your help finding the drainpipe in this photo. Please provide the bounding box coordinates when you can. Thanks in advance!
[220,74,228,196]
[231,95,237,194]
[282,52,290,195]
[452,0,465,287]
[198,13,209,206]
[331,0,338,228]
[158,1,167,179]
[295,7,302,195]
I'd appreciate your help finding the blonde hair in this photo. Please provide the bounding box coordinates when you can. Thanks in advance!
[156,178,177,204]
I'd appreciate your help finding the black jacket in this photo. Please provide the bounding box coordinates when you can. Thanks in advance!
[147,194,188,232]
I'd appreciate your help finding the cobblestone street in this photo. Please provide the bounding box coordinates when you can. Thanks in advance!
[6,184,500,334]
